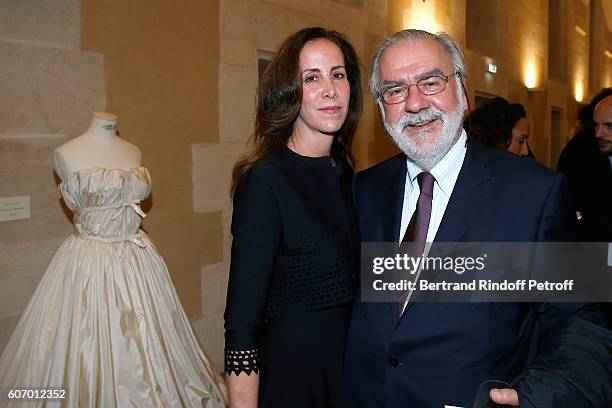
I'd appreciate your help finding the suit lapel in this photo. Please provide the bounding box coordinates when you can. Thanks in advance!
[380,154,407,243]
[434,139,492,242]
[378,154,406,325]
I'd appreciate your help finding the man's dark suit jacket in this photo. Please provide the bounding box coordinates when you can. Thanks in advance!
[344,139,611,407]
[557,133,612,242]
[557,133,612,330]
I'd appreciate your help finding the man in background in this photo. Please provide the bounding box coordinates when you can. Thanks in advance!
[558,88,612,243]
[558,89,612,328]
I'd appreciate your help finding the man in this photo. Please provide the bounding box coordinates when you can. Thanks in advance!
[595,95,612,157]
[344,29,610,407]
[558,88,612,244]
[558,90,612,329]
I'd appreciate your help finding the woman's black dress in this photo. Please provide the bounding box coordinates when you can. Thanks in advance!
[224,148,359,407]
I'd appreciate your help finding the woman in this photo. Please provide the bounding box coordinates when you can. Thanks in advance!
[466,97,531,156]
[504,103,530,157]
[224,27,362,408]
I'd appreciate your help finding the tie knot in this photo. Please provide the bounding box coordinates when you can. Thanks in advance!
[416,172,434,196]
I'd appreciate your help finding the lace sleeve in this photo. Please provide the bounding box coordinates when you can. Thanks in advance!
[225,349,260,376]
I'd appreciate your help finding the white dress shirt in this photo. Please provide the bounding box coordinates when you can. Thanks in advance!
[399,129,468,243]
[398,130,468,312]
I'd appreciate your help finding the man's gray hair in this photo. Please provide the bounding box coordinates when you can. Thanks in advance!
[369,29,467,97]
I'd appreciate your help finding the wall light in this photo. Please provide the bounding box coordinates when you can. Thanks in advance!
[575,81,584,102]
[605,50,612,59]
[487,63,498,74]
[402,0,440,33]
[524,59,537,88]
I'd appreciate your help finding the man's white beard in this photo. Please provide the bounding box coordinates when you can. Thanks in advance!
[382,91,465,171]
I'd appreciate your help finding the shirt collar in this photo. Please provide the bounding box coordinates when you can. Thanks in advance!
[405,129,467,196]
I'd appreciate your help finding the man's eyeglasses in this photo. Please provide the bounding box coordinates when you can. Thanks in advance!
[378,72,460,105]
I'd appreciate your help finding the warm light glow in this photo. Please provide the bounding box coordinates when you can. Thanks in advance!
[605,50,612,59]
[575,81,584,102]
[402,0,440,33]
[524,59,537,88]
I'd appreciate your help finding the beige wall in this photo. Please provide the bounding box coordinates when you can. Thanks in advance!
[389,0,466,42]
[590,0,612,92]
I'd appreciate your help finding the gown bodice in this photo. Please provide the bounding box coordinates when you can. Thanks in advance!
[59,167,151,239]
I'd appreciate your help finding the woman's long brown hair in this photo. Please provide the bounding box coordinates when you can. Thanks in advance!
[230,27,363,195]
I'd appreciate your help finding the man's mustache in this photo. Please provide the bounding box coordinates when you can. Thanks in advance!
[396,108,445,130]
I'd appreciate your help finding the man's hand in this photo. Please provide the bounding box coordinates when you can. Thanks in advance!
[490,388,519,406]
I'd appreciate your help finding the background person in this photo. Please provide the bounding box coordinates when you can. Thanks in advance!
[505,103,531,157]
[557,87,612,243]
[558,88,612,329]
[466,97,531,157]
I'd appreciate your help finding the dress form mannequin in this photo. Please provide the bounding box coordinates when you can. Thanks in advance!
[54,112,141,181]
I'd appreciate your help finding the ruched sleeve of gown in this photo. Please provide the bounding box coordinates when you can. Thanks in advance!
[224,167,281,376]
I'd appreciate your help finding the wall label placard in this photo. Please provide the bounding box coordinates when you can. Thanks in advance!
[0,196,31,222]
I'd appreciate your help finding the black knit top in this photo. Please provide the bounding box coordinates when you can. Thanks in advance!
[224,148,359,376]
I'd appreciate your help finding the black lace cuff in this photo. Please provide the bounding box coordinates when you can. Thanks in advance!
[225,349,260,376]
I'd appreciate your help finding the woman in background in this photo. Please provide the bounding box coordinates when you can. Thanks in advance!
[224,27,362,408]
[504,103,531,157]
[466,97,531,157]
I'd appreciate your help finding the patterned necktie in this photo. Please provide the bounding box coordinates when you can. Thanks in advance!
[398,171,435,315]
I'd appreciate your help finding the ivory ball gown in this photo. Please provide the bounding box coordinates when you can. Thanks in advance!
[0,167,227,407]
